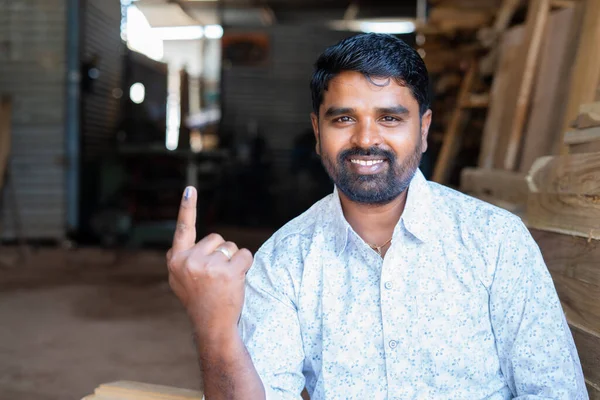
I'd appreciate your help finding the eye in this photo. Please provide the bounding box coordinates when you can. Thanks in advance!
[333,116,353,123]
[380,116,400,122]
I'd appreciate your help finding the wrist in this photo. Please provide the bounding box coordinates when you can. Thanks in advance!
[192,323,241,357]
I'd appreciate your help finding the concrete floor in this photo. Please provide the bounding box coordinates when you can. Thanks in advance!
[0,242,239,398]
[0,227,274,399]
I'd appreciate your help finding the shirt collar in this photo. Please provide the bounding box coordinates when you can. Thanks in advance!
[329,169,436,255]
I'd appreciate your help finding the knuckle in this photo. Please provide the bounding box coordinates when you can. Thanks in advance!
[206,233,224,243]
[176,223,189,233]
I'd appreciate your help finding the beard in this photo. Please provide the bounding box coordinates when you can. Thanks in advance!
[320,140,422,205]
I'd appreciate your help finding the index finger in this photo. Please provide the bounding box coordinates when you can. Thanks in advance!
[172,186,197,253]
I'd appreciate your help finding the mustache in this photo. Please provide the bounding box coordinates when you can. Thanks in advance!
[338,147,396,162]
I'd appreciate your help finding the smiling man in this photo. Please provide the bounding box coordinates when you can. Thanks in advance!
[166,34,587,399]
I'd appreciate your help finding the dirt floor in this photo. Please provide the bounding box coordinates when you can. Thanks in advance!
[0,227,273,399]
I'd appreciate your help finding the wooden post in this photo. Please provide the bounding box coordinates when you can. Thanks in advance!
[432,59,477,184]
[500,0,550,170]
[556,0,600,155]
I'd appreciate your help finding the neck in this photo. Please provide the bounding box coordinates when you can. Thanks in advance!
[338,189,408,251]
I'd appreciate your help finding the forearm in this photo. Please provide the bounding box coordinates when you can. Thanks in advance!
[194,326,266,400]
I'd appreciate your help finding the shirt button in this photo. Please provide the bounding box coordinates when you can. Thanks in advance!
[384,281,393,290]
[389,340,398,349]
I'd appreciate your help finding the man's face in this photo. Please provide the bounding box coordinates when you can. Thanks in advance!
[311,71,431,205]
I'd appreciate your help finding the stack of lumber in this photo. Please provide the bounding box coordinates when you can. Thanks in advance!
[82,381,203,400]
[461,0,583,205]
[455,0,600,395]
[526,124,600,397]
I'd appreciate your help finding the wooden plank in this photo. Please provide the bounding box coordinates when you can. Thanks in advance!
[571,323,600,389]
[496,0,551,171]
[573,102,600,129]
[527,152,600,194]
[0,96,11,191]
[529,229,600,388]
[432,60,477,184]
[564,126,600,145]
[518,7,579,172]
[557,0,600,154]
[85,381,203,399]
[460,167,529,204]
[589,380,600,400]
[570,140,600,154]
[527,192,600,240]
[479,25,525,168]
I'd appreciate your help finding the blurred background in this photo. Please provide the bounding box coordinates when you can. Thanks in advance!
[4,0,600,399]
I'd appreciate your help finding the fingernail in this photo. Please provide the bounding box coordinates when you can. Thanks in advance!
[184,187,191,200]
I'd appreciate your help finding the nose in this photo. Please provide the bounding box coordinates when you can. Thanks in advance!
[350,119,383,149]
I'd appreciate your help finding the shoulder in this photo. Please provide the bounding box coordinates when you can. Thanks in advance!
[427,181,523,235]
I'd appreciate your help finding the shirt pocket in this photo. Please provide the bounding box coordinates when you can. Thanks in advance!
[417,289,493,391]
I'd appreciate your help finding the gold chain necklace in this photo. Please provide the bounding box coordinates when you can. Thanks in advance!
[367,236,393,257]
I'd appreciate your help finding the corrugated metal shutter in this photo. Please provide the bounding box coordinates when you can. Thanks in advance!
[81,0,123,159]
[0,0,67,240]
[221,26,351,171]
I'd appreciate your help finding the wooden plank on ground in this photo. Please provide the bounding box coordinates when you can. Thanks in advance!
[479,25,525,168]
[495,0,551,171]
[573,102,600,130]
[527,152,600,194]
[564,126,600,145]
[461,167,529,204]
[84,381,203,399]
[556,0,600,154]
[528,193,600,240]
[432,60,477,184]
[518,7,579,172]
[0,96,11,191]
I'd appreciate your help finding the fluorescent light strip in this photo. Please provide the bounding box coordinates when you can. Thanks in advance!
[359,21,416,34]
[153,26,204,41]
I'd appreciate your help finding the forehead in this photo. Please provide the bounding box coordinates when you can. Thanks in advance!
[321,71,417,108]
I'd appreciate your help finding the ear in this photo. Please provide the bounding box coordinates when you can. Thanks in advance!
[419,109,432,153]
[310,112,321,156]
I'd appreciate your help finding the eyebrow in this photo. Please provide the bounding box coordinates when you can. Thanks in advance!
[323,105,410,118]
[324,107,355,118]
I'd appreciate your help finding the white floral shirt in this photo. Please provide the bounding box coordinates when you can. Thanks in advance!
[239,169,587,399]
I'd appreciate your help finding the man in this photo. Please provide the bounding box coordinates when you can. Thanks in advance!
[166,33,587,399]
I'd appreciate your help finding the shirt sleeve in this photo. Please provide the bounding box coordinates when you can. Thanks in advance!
[239,246,306,400]
[489,220,588,399]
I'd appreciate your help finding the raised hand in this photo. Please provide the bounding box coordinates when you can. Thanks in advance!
[166,187,253,340]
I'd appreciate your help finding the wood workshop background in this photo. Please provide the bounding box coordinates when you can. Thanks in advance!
[1,0,600,399]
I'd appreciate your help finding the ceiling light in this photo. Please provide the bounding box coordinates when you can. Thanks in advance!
[329,19,416,35]
[359,21,416,34]
[204,24,223,39]
[152,26,204,41]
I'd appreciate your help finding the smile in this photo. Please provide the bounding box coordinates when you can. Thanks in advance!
[350,159,385,166]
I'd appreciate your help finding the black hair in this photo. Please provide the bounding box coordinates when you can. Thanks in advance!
[310,33,430,117]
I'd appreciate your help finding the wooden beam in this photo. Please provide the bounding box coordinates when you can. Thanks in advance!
[527,152,600,194]
[498,0,551,170]
[518,7,579,172]
[432,59,477,184]
[573,102,600,129]
[564,126,600,145]
[570,140,600,154]
[479,25,525,168]
[461,167,529,203]
[527,192,600,240]
[557,0,600,154]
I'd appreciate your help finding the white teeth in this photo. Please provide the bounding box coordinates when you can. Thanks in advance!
[350,159,384,166]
